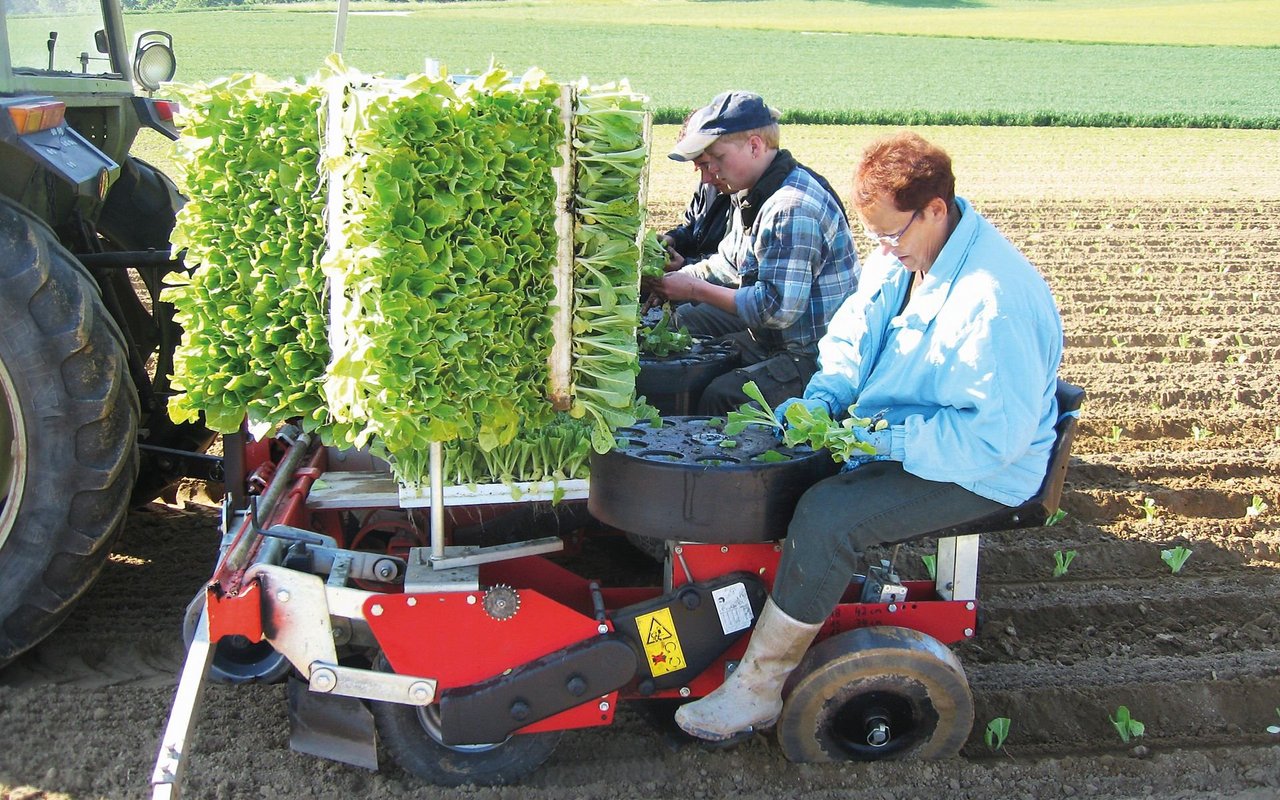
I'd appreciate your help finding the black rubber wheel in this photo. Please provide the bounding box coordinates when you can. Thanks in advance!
[182,589,291,684]
[95,156,215,503]
[588,416,838,543]
[777,626,974,763]
[0,197,139,667]
[369,656,562,786]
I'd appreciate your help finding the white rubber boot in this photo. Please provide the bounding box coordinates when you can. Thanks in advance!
[675,598,821,741]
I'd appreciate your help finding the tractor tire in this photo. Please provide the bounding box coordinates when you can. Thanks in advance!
[777,626,974,763]
[370,657,561,786]
[0,196,139,668]
[95,156,214,503]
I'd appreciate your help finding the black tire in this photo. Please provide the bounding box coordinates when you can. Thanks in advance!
[95,156,214,503]
[588,416,838,543]
[0,197,139,667]
[370,657,562,786]
[777,626,974,763]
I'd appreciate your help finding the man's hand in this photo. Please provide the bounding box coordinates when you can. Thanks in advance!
[854,426,892,457]
[665,250,685,272]
[659,271,702,302]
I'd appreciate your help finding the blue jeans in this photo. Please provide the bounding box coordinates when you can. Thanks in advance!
[773,461,1005,624]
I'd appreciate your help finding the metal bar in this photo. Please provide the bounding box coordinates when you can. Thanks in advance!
[934,534,980,602]
[426,536,565,570]
[150,607,215,800]
[547,83,576,411]
[429,442,445,561]
[216,431,313,581]
[333,0,350,54]
[75,250,182,269]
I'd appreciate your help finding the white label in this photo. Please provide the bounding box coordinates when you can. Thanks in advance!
[711,583,754,635]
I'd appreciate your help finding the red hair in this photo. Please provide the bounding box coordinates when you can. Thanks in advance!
[853,131,955,213]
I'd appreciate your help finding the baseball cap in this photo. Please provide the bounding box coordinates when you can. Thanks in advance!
[668,91,780,162]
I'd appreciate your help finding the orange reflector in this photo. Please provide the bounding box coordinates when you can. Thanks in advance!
[152,100,178,121]
[7,101,66,135]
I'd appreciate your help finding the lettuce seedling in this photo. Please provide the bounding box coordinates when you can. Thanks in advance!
[922,554,937,581]
[1046,509,1068,526]
[1161,545,1192,574]
[1053,549,1078,578]
[984,717,1011,753]
[1110,706,1145,743]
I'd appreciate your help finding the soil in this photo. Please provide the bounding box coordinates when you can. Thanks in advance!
[2,186,1279,799]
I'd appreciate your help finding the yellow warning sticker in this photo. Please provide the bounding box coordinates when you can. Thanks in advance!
[635,607,687,677]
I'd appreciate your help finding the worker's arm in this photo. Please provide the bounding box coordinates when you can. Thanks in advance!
[656,271,740,316]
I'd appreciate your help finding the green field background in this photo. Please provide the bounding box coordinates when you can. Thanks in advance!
[121,2,1280,128]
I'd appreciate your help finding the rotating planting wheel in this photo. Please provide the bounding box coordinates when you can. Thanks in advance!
[589,416,837,543]
[368,654,562,786]
[777,626,974,762]
[636,337,739,415]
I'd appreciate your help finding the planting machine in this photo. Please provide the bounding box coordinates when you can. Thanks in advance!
[152,380,1083,797]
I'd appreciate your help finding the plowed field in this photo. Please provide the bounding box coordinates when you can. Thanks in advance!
[1,129,1277,800]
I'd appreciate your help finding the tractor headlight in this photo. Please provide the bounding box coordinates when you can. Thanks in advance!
[132,31,176,93]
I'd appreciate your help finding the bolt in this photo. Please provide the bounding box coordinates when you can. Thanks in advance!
[720,545,729,554]
[407,597,417,607]
[964,628,975,637]
[887,604,897,613]
[966,601,975,611]
[408,681,432,704]
[370,604,383,617]
[374,559,397,580]
[466,595,477,605]
[758,567,766,575]
[311,667,337,692]
[679,687,691,698]
[276,589,291,603]
[598,701,610,712]
[673,546,683,555]
[597,623,609,634]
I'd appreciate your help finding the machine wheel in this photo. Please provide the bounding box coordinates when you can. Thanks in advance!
[777,626,974,763]
[95,156,215,503]
[183,589,291,684]
[589,416,838,543]
[0,197,139,667]
[369,657,562,786]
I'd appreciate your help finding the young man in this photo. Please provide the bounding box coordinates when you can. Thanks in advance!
[653,91,859,415]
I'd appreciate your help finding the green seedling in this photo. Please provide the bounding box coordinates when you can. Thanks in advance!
[984,717,1012,753]
[1107,425,1123,444]
[1052,549,1078,578]
[1191,425,1212,441]
[1161,545,1192,574]
[1137,497,1161,522]
[1246,495,1268,518]
[1045,509,1068,527]
[922,554,937,581]
[717,439,737,449]
[1267,708,1279,735]
[1110,705,1145,744]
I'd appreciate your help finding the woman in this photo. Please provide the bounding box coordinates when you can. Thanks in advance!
[675,130,1064,742]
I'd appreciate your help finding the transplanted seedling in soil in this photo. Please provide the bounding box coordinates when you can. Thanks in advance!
[1136,496,1161,521]
[985,717,1012,755]
[1246,495,1268,518]
[1110,705,1145,744]
[922,554,937,580]
[1161,545,1193,574]
[1053,549,1078,578]
[1045,509,1068,526]
[1268,708,1280,735]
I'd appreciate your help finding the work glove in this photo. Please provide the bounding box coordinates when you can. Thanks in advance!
[774,397,830,430]
[839,423,895,471]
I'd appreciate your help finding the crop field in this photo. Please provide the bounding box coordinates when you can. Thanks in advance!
[116,2,1280,127]
[3,120,1278,798]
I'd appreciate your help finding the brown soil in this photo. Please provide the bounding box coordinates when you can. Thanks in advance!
[2,193,1279,799]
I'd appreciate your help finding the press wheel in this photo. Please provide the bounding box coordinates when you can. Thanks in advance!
[777,626,973,762]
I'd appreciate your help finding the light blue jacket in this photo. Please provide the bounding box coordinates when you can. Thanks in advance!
[803,197,1063,506]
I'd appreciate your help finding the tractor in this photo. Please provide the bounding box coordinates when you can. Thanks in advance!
[0,0,213,668]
